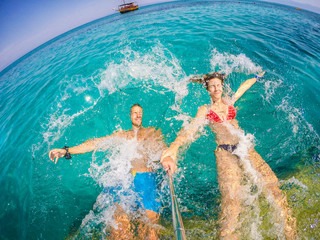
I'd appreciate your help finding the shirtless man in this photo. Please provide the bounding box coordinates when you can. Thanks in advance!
[49,104,167,239]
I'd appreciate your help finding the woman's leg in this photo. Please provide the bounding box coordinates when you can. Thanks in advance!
[215,149,243,240]
[248,149,296,239]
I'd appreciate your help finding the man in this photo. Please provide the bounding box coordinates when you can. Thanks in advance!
[49,104,167,239]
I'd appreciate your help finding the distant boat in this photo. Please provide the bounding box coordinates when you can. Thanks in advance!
[118,1,139,14]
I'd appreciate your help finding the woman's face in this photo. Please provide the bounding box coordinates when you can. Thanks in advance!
[207,78,223,100]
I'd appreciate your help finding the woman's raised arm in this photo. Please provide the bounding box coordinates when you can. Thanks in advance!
[233,71,265,103]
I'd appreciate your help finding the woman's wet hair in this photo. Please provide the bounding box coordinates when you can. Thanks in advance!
[190,72,226,90]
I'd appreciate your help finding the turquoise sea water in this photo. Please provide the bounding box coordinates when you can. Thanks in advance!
[1,0,320,239]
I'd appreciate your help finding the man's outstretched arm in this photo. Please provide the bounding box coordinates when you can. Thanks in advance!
[49,131,124,164]
[49,137,108,164]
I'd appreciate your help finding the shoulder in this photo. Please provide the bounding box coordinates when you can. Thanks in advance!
[199,105,208,111]
[145,126,156,131]
[195,105,209,118]
[145,126,162,134]
[111,129,127,138]
[144,127,164,139]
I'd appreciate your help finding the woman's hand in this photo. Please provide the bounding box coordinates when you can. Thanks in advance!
[234,71,265,103]
[161,145,179,162]
[161,145,179,175]
[255,70,266,81]
[49,148,67,164]
[161,156,177,176]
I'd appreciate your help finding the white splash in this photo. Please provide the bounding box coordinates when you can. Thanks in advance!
[276,96,302,136]
[263,79,283,102]
[98,45,189,102]
[210,49,262,75]
[281,177,308,190]
[40,73,101,149]
[42,100,99,147]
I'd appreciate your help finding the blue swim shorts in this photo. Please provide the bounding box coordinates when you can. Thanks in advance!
[102,172,161,213]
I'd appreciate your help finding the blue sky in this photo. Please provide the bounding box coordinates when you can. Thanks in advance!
[0,0,319,71]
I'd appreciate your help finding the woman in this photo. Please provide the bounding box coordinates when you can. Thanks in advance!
[161,72,296,239]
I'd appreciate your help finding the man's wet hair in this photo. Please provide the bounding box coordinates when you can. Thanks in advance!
[130,103,143,112]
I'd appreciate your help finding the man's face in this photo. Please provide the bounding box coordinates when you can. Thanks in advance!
[130,106,143,128]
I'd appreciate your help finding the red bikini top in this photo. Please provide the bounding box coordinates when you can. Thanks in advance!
[207,105,237,123]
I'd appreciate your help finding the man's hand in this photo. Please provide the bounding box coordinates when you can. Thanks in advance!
[161,156,177,176]
[49,149,67,164]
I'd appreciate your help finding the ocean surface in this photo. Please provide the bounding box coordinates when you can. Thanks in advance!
[0,0,319,239]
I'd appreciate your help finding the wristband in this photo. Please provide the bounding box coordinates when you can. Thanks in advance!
[63,146,72,159]
[255,75,262,82]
